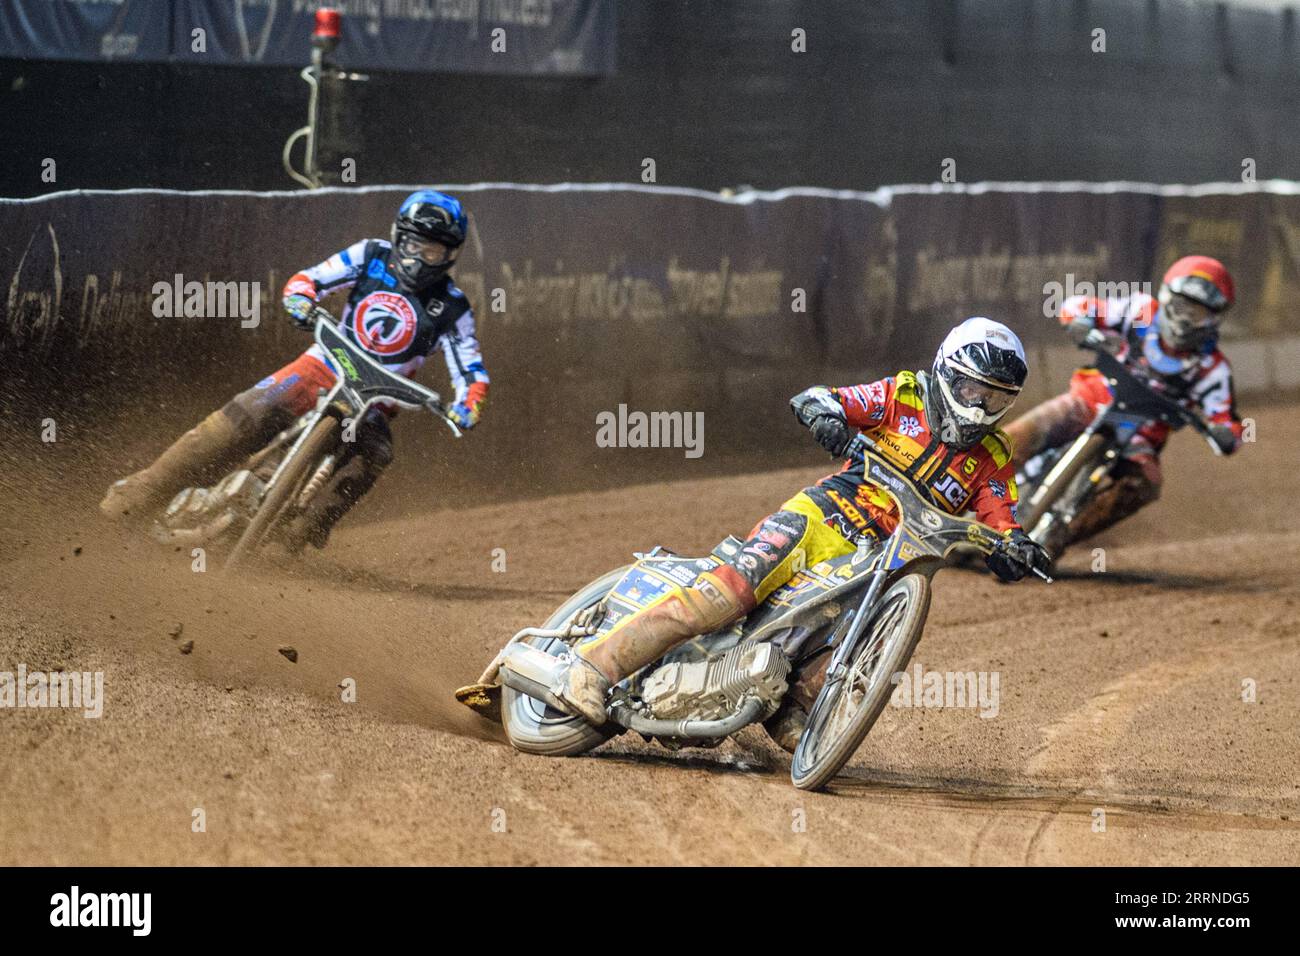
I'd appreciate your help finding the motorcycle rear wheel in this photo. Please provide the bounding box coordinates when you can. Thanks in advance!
[790,573,931,791]
[225,415,339,570]
[501,567,628,757]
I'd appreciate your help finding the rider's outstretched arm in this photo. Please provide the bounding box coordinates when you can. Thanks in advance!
[792,379,895,428]
[791,378,898,456]
[438,297,490,429]
[1060,291,1154,351]
[791,382,868,455]
[1190,354,1244,454]
[281,239,370,327]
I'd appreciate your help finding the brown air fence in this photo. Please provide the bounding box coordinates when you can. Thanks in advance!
[3,182,1298,498]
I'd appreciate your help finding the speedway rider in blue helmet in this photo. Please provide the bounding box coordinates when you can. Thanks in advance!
[101,190,489,548]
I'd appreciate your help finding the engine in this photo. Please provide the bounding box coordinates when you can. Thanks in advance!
[154,469,266,544]
[639,640,790,722]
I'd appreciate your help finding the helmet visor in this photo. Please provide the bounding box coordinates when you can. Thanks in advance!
[950,374,1019,415]
[397,233,458,267]
[1166,274,1229,312]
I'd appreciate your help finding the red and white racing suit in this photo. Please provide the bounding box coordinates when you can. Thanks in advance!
[1004,292,1243,542]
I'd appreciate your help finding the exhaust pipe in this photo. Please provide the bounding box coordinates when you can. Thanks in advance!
[497,643,768,739]
[608,697,766,739]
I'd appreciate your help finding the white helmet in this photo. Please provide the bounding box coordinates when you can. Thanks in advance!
[926,317,1028,448]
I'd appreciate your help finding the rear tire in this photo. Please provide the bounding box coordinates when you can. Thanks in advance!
[790,574,931,791]
[225,416,339,571]
[501,568,628,757]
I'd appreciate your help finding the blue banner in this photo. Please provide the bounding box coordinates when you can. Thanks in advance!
[0,0,173,63]
[0,0,616,75]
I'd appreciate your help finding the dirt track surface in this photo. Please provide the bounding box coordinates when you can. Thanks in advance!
[2,405,1299,866]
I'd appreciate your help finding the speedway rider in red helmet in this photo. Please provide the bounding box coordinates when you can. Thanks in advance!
[1004,255,1244,551]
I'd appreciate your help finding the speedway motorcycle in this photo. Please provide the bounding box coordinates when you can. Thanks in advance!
[457,435,1051,791]
[1015,328,1224,561]
[152,308,461,570]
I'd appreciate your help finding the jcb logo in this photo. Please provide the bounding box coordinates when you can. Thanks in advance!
[931,473,968,509]
[877,434,914,464]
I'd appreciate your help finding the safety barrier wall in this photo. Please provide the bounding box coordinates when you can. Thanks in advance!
[3,183,1297,495]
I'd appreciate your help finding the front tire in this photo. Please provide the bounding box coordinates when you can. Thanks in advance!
[225,415,339,570]
[501,567,628,757]
[1017,433,1107,556]
[790,573,931,791]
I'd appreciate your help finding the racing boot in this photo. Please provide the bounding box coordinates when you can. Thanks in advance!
[100,410,255,524]
[763,703,808,754]
[555,565,756,725]
[763,649,831,753]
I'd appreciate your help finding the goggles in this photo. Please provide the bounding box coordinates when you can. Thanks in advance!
[949,374,1020,415]
[397,233,458,267]
[1163,294,1219,336]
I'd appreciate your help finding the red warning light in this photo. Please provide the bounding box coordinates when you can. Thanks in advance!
[313,8,342,47]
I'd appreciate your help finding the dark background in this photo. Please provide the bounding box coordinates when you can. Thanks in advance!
[3,0,1299,198]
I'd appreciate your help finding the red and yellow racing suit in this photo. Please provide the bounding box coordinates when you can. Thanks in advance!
[721,370,1022,602]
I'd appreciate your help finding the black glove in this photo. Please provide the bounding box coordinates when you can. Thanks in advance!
[986,529,1050,582]
[1207,422,1237,455]
[810,414,852,457]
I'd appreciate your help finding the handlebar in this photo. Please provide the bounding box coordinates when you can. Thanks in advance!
[1078,329,1225,456]
[840,433,1051,581]
[303,306,463,438]
[307,305,336,329]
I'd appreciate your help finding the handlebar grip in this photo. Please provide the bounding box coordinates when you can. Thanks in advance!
[844,432,873,460]
[1081,328,1108,349]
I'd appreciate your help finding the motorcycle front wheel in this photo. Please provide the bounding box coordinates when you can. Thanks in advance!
[1017,433,1108,555]
[224,415,339,570]
[790,573,931,791]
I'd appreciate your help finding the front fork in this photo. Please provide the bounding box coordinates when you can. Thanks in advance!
[818,538,903,693]
[815,540,954,709]
[1039,443,1123,549]
[1025,415,1105,513]
[816,577,877,699]
[260,387,350,496]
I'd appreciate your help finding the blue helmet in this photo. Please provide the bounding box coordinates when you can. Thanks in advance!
[390,190,468,290]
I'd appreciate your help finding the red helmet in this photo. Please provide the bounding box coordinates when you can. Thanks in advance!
[1156,255,1234,351]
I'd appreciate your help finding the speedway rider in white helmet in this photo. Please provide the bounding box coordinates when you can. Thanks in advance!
[549,317,1049,741]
